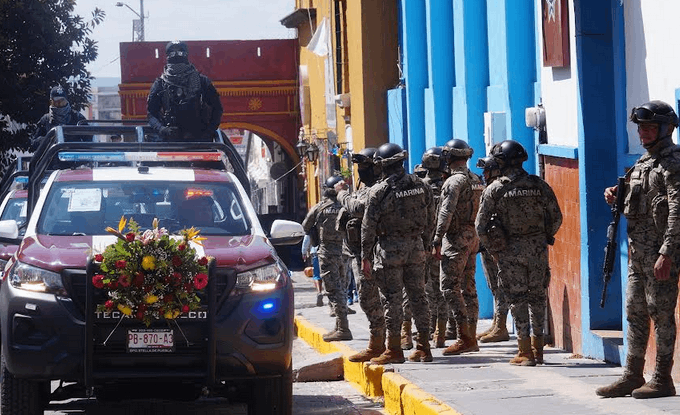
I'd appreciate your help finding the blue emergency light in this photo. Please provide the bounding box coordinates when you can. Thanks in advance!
[58,151,225,163]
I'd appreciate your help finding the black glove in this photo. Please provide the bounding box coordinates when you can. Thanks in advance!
[160,126,180,140]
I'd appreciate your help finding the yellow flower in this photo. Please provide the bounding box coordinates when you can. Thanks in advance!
[164,309,180,320]
[118,216,127,233]
[145,294,158,304]
[142,256,156,270]
[117,304,132,316]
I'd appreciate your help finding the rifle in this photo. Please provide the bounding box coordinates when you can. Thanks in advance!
[600,176,626,308]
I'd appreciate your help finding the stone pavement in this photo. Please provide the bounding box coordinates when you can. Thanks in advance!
[291,271,680,415]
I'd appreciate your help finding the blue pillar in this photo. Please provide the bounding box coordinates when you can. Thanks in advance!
[399,0,428,170]
[424,0,454,148]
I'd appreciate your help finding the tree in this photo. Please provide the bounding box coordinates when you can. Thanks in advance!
[0,0,105,169]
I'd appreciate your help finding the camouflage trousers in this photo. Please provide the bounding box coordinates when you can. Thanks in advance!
[351,255,385,337]
[440,230,479,326]
[496,238,549,340]
[373,236,430,339]
[481,250,508,317]
[318,252,348,320]
[403,255,447,324]
[626,245,680,360]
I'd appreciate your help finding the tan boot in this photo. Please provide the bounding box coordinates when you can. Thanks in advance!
[477,314,496,340]
[632,355,675,399]
[371,336,405,364]
[400,320,413,350]
[433,318,447,348]
[322,317,353,342]
[509,338,536,366]
[409,332,433,362]
[596,356,646,397]
[480,314,509,343]
[348,334,386,362]
[531,335,544,364]
[442,322,479,356]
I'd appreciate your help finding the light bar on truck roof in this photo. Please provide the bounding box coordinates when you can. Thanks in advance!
[13,177,28,184]
[57,151,225,163]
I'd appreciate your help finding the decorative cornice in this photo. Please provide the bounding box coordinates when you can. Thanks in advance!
[280,8,316,29]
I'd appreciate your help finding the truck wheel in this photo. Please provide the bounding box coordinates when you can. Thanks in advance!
[0,349,46,415]
[248,367,293,415]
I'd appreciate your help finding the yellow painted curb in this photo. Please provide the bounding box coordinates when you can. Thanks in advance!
[294,316,460,415]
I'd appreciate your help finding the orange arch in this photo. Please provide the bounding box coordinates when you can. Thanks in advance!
[219,122,300,163]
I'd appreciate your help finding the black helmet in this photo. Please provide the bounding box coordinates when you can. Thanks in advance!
[351,147,377,165]
[490,140,528,169]
[324,175,344,189]
[421,146,446,171]
[374,143,407,167]
[166,41,189,63]
[443,139,473,162]
[630,100,678,145]
[476,154,502,183]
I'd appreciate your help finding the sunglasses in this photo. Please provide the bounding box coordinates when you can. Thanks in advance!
[50,98,68,108]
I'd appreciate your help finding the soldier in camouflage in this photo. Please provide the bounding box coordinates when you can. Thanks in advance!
[432,139,484,356]
[597,100,680,399]
[302,175,353,342]
[475,151,510,343]
[476,140,562,366]
[334,148,387,362]
[361,143,435,363]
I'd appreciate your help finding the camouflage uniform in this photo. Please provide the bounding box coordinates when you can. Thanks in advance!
[479,249,508,326]
[476,167,562,344]
[338,186,385,338]
[302,197,348,323]
[622,137,680,389]
[362,171,434,347]
[433,166,484,343]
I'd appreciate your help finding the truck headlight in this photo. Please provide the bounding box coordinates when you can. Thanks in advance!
[8,262,66,295]
[235,262,285,293]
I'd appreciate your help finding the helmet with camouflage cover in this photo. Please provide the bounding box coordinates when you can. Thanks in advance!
[421,146,447,172]
[443,139,473,163]
[374,143,407,168]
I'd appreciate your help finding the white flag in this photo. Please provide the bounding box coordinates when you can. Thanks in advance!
[307,18,330,57]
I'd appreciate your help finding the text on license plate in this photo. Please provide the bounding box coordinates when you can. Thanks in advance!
[127,329,174,353]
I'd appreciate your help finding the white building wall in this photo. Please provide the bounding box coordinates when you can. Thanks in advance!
[537,0,579,148]
[624,1,680,153]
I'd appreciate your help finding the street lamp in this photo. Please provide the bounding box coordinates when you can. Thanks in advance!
[295,139,309,160]
[306,143,319,162]
[116,1,145,42]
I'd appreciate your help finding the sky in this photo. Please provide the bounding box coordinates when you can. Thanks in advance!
[73,0,296,79]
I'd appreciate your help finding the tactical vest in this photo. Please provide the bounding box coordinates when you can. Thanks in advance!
[161,78,208,129]
[377,174,429,236]
[494,174,548,237]
[315,199,344,245]
[448,170,484,231]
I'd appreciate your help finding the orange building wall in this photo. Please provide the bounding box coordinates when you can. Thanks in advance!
[544,156,581,353]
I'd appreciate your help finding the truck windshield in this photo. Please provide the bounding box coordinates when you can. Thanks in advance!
[36,181,251,236]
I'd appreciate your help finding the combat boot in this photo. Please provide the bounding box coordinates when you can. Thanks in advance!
[477,314,496,340]
[371,336,405,364]
[408,332,433,362]
[433,317,447,348]
[531,335,544,364]
[445,315,457,340]
[442,322,479,356]
[596,356,645,397]
[400,320,413,350]
[632,355,675,399]
[480,312,510,343]
[322,317,353,342]
[509,337,536,366]
[348,334,386,362]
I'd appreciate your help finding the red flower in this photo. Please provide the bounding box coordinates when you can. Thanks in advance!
[118,274,131,287]
[115,260,127,269]
[92,274,105,289]
[198,256,208,266]
[105,300,114,309]
[138,304,147,312]
[125,232,136,242]
[182,305,190,313]
[163,294,174,303]
[136,311,145,320]
[172,272,183,286]
[94,254,104,262]
[143,285,153,293]
[178,244,186,251]
[193,273,208,290]
[108,281,118,289]
[172,256,182,267]
[133,273,145,287]
[183,283,194,293]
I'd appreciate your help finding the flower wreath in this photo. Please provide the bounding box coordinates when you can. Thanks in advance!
[92,216,209,327]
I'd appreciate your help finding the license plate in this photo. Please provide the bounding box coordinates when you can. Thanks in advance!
[127,329,174,353]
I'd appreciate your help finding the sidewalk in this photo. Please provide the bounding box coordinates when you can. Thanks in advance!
[291,271,680,415]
